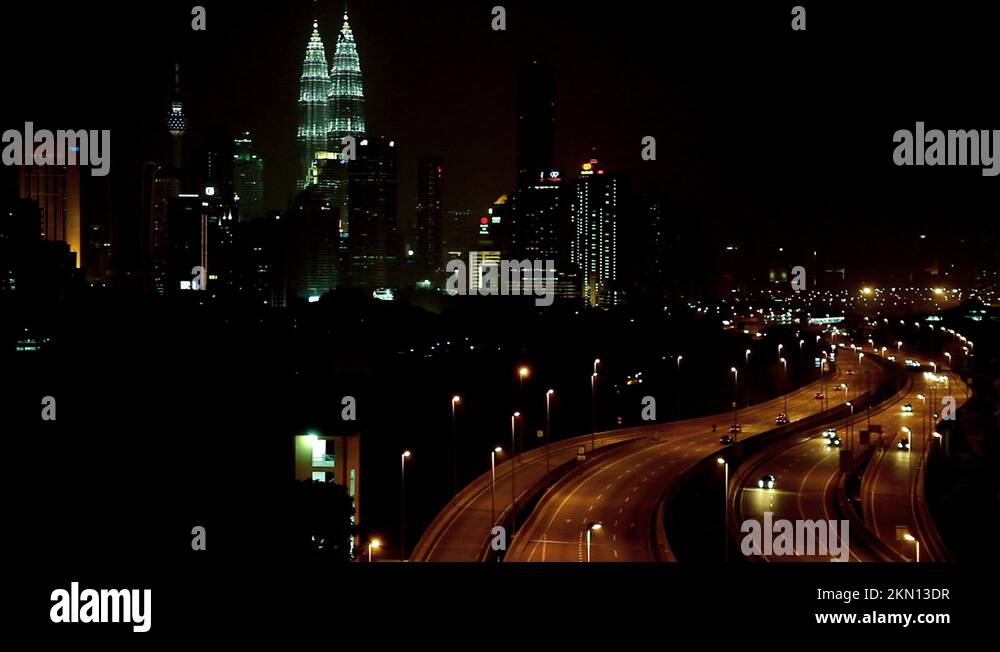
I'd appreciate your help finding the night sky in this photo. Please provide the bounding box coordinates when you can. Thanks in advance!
[3,1,998,253]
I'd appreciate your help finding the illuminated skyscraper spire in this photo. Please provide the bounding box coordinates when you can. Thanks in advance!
[298,20,333,188]
[328,10,366,142]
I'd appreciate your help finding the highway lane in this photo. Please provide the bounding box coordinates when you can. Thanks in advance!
[504,355,878,562]
[734,368,902,562]
[733,345,965,562]
[861,355,968,561]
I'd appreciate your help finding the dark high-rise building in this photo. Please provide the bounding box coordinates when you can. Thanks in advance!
[570,159,620,307]
[415,157,443,272]
[346,137,399,289]
[285,186,340,300]
[443,208,473,261]
[510,169,565,261]
[18,164,81,268]
[0,197,77,300]
[233,131,265,222]
[516,62,556,190]
[311,152,350,244]
[236,213,286,307]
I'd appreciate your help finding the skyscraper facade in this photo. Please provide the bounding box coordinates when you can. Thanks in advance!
[297,21,332,188]
[346,137,399,289]
[233,131,265,222]
[515,62,556,190]
[327,12,366,144]
[415,157,443,273]
[570,159,619,307]
[19,164,81,269]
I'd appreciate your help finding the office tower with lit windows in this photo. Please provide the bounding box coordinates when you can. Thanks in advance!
[298,21,333,189]
[233,131,265,222]
[327,12,366,144]
[415,157,443,273]
[570,159,619,307]
[346,137,399,290]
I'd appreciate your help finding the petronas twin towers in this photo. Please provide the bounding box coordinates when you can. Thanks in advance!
[297,12,366,188]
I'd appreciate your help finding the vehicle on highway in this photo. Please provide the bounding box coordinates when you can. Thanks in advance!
[757,474,776,489]
[814,392,825,399]
[833,383,847,392]
[827,435,842,446]
[729,424,742,434]
[822,428,837,439]
[719,434,734,445]
[897,438,910,450]
[904,359,920,367]
[846,369,855,375]
[901,403,913,413]
[775,412,789,425]
[887,355,897,362]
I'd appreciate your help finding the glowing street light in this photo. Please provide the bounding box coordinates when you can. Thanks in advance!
[586,522,602,562]
[903,533,920,562]
[368,538,381,562]
[591,372,598,452]
[400,450,412,561]
[780,357,788,414]
[491,447,503,527]
[451,396,461,495]
[545,390,555,478]
[717,457,729,561]
[511,412,521,535]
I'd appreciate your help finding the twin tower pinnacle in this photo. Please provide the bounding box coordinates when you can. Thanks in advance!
[297,12,366,188]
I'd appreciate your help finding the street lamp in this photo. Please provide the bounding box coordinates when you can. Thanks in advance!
[780,357,788,415]
[717,457,729,561]
[730,367,739,431]
[368,538,381,563]
[846,401,853,448]
[897,340,903,353]
[745,348,751,366]
[400,450,411,561]
[591,372,598,452]
[545,390,555,479]
[491,447,502,526]
[586,522,602,562]
[944,352,952,369]
[451,395,461,496]
[511,412,520,535]
[903,533,920,562]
